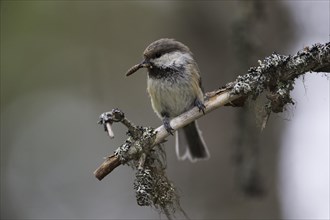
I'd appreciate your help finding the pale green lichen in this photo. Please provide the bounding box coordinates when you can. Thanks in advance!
[115,126,183,219]
[133,144,183,220]
[115,126,157,164]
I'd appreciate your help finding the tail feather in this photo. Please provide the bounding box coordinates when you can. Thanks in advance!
[175,121,210,162]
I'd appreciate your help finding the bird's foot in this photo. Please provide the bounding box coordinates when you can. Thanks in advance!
[195,99,206,114]
[163,117,174,135]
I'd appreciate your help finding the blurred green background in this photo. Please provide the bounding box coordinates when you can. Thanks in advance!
[1,1,329,219]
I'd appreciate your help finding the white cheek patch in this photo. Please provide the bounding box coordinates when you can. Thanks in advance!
[152,52,192,68]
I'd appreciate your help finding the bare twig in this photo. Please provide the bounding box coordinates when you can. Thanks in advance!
[94,42,330,181]
[94,155,121,180]
[94,90,238,180]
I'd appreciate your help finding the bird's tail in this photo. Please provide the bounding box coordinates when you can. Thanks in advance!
[175,121,210,162]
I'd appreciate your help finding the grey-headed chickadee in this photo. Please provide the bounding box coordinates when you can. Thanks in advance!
[126,38,209,162]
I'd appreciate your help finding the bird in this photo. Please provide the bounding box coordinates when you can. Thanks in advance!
[126,38,209,162]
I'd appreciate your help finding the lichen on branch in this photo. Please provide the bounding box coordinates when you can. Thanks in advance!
[94,42,330,219]
[227,43,329,127]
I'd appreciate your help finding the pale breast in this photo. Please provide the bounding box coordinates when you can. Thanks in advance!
[147,76,201,118]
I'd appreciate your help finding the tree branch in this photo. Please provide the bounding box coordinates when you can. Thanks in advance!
[94,42,330,181]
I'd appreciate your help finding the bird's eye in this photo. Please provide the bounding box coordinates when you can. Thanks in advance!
[155,52,161,58]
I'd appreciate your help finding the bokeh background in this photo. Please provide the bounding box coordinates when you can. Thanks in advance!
[1,1,329,219]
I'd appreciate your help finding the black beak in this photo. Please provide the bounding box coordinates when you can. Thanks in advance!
[125,60,151,76]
